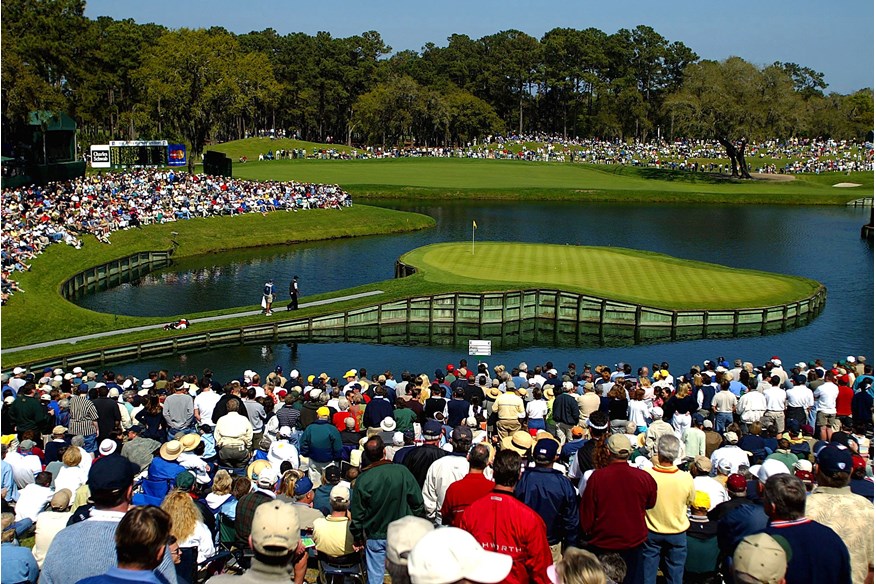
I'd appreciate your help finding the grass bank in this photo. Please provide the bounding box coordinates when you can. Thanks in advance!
[402,242,821,310]
[1,205,435,349]
[231,157,873,205]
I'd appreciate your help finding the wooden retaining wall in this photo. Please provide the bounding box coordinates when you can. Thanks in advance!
[22,284,826,372]
[60,250,174,300]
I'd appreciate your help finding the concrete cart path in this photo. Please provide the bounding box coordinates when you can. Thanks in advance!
[2,290,385,355]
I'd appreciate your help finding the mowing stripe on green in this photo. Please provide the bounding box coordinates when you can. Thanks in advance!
[401,242,821,310]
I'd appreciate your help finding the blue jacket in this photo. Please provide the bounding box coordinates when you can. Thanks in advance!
[300,420,343,462]
[514,465,579,546]
[362,397,393,429]
[147,456,186,482]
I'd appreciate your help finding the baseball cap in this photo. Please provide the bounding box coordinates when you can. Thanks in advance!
[693,456,712,474]
[257,467,278,489]
[407,527,513,584]
[723,431,739,444]
[817,443,854,475]
[726,473,748,493]
[386,516,434,566]
[50,488,72,510]
[88,455,139,491]
[570,426,585,438]
[324,465,342,484]
[606,434,632,456]
[733,533,788,584]
[175,471,196,491]
[451,426,473,443]
[293,476,314,496]
[793,459,813,473]
[692,490,711,510]
[423,420,443,440]
[251,500,300,556]
[329,484,350,504]
[749,459,790,484]
[316,406,330,418]
[533,438,559,462]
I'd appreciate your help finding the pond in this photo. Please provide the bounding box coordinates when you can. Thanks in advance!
[74,200,874,379]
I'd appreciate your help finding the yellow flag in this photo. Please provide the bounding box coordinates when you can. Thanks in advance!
[473,220,478,229]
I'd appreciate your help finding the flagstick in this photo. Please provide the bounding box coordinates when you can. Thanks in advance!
[472,222,475,254]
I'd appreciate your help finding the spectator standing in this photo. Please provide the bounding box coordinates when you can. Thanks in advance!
[763,473,852,584]
[163,381,195,440]
[350,436,425,584]
[422,426,472,525]
[580,433,656,584]
[641,434,695,584]
[299,406,343,484]
[805,443,874,584]
[459,449,552,584]
[515,437,579,562]
[440,443,494,528]
[68,384,99,453]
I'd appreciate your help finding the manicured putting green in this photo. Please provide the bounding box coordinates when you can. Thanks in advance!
[400,242,822,310]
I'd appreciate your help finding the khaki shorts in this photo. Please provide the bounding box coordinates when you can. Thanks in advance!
[816,411,841,431]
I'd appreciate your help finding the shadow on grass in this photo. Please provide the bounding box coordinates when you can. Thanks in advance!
[631,168,740,184]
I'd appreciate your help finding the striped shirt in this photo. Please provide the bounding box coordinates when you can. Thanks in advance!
[67,395,99,437]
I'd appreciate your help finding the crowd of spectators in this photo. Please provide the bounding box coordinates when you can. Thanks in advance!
[0,171,352,305]
[1,352,872,584]
[256,135,873,176]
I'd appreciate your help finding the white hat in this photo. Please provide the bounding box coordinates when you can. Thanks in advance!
[121,379,132,389]
[795,362,808,370]
[141,379,154,389]
[793,459,813,472]
[330,484,350,504]
[63,373,74,381]
[386,516,434,567]
[547,368,558,376]
[72,367,84,375]
[703,419,713,429]
[650,406,664,419]
[380,417,397,433]
[268,441,298,467]
[771,358,782,366]
[309,388,322,399]
[53,375,63,383]
[407,527,512,584]
[847,355,856,363]
[289,369,299,378]
[108,388,120,398]
[99,439,117,456]
[278,426,292,438]
[392,431,404,446]
[53,368,64,376]
[93,382,106,389]
[749,459,790,484]
[12,367,25,375]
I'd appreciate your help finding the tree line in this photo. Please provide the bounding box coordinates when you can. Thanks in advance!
[2,0,873,161]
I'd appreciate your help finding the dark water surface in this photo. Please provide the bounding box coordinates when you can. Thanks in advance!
[76,201,874,380]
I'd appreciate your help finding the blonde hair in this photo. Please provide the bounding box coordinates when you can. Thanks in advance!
[279,469,306,498]
[211,470,232,496]
[161,490,199,542]
[556,547,606,584]
[62,446,82,467]
[676,383,691,399]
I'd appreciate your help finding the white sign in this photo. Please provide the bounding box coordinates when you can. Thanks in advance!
[468,340,492,356]
[90,145,110,168]
[108,140,168,146]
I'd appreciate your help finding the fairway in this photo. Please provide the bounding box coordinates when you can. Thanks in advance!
[228,157,873,204]
[400,242,821,310]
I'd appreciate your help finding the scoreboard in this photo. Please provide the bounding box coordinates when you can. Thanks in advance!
[97,141,186,168]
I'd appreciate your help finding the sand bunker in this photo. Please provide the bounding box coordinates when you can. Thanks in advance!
[832,182,862,188]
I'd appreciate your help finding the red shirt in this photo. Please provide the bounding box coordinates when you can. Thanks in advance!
[580,460,658,550]
[441,472,495,527]
[460,489,552,584]
[836,384,854,416]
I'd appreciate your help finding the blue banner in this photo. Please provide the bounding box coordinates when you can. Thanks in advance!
[167,144,186,167]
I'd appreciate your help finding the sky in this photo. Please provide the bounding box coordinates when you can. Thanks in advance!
[84,0,874,94]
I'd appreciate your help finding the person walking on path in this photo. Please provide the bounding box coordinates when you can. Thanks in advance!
[262,279,274,316]
[288,276,299,311]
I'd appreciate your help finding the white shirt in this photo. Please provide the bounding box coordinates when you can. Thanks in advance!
[179,520,216,564]
[526,399,548,420]
[54,466,88,496]
[422,454,469,523]
[814,382,839,414]
[32,510,72,568]
[194,391,221,425]
[693,475,729,511]
[15,483,53,522]
[764,387,787,411]
[736,391,767,423]
[786,385,815,409]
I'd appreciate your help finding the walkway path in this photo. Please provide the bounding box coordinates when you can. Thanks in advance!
[2,290,384,355]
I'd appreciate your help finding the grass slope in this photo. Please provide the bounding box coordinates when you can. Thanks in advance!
[1,206,435,348]
[401,242,821,310]
[230,157,873,204]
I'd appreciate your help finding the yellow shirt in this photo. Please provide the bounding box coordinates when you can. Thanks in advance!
[312,515,356,557]
[645,464,695,534]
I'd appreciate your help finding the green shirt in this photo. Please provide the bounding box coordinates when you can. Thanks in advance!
[393,408,417,432]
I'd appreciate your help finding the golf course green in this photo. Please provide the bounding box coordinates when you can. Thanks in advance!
[400,242,822,310]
